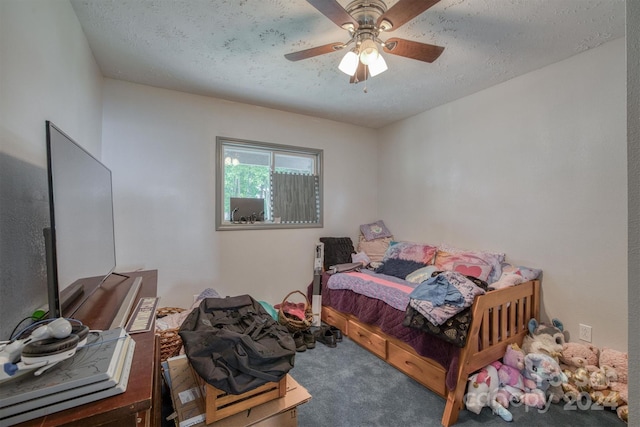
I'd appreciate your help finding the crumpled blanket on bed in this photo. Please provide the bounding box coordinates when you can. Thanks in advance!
[408,271,486,325]
[403,305,472,348]
[326,269,417,311]
[403,275,489,348]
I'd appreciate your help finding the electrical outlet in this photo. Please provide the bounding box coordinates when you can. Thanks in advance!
[579,324,592,342]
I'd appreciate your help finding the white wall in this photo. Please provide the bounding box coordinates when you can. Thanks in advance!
[0,0,103,339]
[0,0,103,162]
[377,38,627,351]
[101,80,378,308]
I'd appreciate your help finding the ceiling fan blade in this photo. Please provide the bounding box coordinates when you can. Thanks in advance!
[377,0,440,31]
[307,0,359,30]
[383,38,444,63]
[349,61,369,84]
[285,42,345,61]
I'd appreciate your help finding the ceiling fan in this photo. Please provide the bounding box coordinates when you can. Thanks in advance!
[285,0,444,83]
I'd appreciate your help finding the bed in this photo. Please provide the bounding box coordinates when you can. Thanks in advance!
[310,268,540,426]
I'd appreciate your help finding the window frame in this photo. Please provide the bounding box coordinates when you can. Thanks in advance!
[215,136,323,231]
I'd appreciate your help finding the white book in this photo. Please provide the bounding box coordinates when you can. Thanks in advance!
[0,327,129,410]
[0,339,135,425]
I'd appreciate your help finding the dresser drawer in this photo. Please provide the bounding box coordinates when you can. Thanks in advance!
[348,320,386,359]
[321,306,348,334]
[387,341,447,396]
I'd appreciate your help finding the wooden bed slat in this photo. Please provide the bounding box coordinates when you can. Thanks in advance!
[509,304,522,334]
[491,305,499,345]
[500,302,508,341]
[481,310,490,349]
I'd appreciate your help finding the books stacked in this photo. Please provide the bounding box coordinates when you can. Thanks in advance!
[0,327,134,426]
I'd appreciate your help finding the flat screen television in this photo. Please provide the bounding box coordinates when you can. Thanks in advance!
[44,121,117,318]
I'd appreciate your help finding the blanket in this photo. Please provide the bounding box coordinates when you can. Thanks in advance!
[326,269,416,311]
[409,271,486,325]
[403,274,489,347]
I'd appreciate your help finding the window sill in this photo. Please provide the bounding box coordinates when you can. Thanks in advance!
[216,221,323,231]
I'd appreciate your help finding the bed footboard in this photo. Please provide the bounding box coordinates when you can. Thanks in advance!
[441,280,540,426]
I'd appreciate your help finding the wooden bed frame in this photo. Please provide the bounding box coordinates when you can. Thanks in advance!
[321,279,540,427]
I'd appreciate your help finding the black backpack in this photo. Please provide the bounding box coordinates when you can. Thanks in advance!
[179,295,296,394]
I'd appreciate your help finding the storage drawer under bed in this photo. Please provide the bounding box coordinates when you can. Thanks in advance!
[387,341,447,397]
[347,319,387,359]
[321,305,348,334]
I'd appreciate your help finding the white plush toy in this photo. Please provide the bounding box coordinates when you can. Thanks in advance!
[466,363,513,421]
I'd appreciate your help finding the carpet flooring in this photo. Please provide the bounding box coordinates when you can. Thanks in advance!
[292,334,624,427]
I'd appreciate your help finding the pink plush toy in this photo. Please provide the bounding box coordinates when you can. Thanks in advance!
[598,347,629,422]
[494,344,546,410]
[560,342,599,373]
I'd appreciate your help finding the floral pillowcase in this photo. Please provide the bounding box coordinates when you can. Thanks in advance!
[383,241,438,265]
[435,244,505,283]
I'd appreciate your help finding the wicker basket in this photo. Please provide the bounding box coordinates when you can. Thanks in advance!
[155,307,185,362]
[277,290,313,333]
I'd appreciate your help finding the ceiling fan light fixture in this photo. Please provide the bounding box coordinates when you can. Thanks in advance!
[358,39,379,65]
[368,54,388,77]
[338,49,359,76]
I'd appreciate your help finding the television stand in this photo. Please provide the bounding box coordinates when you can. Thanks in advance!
[19,270,161,427]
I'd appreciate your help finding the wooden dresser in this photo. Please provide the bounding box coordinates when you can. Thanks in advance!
[17,270,162,427]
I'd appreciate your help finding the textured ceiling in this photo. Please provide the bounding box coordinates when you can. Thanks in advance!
[70,0,625,129]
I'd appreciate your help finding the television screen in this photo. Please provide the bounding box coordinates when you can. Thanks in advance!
[45,121,116,318]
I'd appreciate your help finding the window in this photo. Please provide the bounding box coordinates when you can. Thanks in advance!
[215,137,323,230]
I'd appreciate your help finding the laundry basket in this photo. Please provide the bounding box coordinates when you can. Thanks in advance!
[155,307,185,362]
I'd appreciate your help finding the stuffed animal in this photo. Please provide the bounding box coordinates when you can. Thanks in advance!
[494,344,546,410]
[522,318,566,361]
[598,347,628,422]
[523,352,568,404]
[465,363,513,421]
[559,342,599,373]
[562,366,592,397]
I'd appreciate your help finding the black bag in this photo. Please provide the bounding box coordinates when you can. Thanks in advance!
[179,295,296,395]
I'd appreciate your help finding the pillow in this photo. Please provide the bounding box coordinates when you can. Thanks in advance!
[452,262,491,282]
[434,250,493,276]
[375,258,427,279]
[383,241,438,265]
[351,251,371,267]
[358,235,392,263]
[405,265,439,284]
[319,237,355,271]
[360,220,392,241]
[436,244,505,283]
[488,274,525,291]
[499,262,542,281]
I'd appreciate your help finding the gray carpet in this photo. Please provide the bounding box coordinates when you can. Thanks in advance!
[292,334,623,427]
